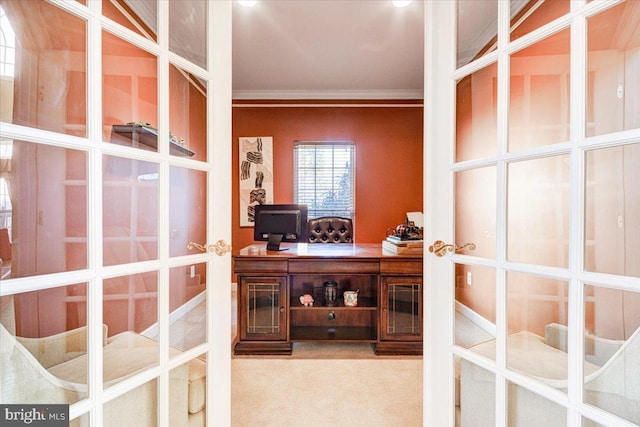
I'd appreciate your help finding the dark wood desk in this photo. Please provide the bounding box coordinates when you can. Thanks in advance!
[233,243,423,356]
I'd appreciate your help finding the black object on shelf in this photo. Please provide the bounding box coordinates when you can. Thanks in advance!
[111,124,195,157]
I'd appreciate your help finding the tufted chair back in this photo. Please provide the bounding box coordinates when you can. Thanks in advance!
[307,217,354,243]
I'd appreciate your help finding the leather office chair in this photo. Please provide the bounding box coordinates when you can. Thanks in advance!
[307,217,354,243]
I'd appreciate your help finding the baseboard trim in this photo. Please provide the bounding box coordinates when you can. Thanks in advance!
[455,301,496,337]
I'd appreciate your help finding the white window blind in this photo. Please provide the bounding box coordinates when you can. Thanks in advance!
[294,141,355,219]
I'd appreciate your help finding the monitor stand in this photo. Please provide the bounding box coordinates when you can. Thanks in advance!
[266,233,288,251]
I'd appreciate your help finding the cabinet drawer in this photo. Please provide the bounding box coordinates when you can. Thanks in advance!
[289,259,379,274]
[291,309,376,327]
[380,259,423,275]
[233,258,288,274]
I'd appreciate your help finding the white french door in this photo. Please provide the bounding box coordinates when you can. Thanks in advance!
[425,1,640,426]
[0,0,231,426]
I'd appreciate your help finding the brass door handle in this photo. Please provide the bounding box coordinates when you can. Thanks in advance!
[187,240,232,256]
[428,240,476,257]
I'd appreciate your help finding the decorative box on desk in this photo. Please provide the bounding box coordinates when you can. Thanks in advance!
[232,242,423,356]
[111,124,195,157]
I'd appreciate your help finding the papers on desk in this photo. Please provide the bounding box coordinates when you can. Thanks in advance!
[382,236,424,254]
[406,211,423,228]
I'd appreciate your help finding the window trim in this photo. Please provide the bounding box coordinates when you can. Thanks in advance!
[293,140,355,220]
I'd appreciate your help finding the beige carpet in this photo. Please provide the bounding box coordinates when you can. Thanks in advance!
[229,281,423,426]
[232,355,423,426]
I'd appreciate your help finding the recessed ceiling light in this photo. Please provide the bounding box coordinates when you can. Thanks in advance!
[238,0,257,7]
[392,0,412,7]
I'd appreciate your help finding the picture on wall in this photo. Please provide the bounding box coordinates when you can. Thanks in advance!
[239,136,274,227]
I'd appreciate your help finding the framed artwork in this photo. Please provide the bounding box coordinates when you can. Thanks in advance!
[239,136,274,226]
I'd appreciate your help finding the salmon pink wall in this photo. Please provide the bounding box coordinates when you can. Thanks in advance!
[232,102,424,252]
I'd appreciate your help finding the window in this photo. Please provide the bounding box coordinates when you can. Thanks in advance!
[0,6,13,235]
[0,6,16,77]
[294,141,355,219]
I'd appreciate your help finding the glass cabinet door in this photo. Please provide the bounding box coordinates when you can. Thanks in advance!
[239,277,287,341]
[380,277,422,341]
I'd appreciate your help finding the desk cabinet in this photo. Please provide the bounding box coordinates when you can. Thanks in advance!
[377,276,423,355]
[233,243,423,356]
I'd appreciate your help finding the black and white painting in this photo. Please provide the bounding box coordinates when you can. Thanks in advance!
[239,136,273,226]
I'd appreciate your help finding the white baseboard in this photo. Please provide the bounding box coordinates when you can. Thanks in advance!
[455,300,496,337]
[142,290,206,338]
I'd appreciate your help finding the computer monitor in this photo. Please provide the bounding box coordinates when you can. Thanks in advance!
[253,204,308,251]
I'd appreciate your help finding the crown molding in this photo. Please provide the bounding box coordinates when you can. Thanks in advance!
[231,89,424,100]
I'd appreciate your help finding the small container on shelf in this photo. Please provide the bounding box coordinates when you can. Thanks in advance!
[323,281,338,306]
[343,290,358,306]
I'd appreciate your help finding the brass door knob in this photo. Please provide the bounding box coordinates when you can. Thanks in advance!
[428,240,476,257]
[211,240,232,256]
[187,240,232,256]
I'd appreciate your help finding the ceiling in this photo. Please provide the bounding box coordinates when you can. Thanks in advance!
[124,0,525,101]
[231,0,425,100]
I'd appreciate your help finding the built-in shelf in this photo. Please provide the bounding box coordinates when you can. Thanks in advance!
[112,124,195,157]
[289,297,377,310]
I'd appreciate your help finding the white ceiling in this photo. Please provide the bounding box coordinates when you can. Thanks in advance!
[231,0,425,100]
[125,0,517,101]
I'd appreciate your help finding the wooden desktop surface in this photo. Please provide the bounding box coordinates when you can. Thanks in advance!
[234,242,423,259]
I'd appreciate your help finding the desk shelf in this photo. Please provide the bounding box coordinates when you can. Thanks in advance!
[290,297,376,309]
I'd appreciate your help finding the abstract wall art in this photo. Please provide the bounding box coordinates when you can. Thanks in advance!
[239,136,274,226]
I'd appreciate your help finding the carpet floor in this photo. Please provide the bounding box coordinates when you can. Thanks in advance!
[231,354,423,426]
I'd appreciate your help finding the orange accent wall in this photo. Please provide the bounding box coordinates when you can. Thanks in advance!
[231,103,424,251]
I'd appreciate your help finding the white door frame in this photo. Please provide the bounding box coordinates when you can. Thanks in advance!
[423,1,457,427]
[208,1,233,425]
[0,1,232,425]
[424,1,640,426]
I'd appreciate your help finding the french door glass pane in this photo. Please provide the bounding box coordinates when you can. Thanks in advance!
[455,264,496,357]
[456,167,496,259]
[506,381,566,426]
[169,1,207,70]
[103,31,158,146]
[582,418,606,427]
[104,272,158,337]
[457,0,497,68]
[509,29,570,152]
[169,64,207,162]
[169,263,207,352]
[584,285,640,424]
[5,142,88,279]
[103,380,157,426]
[456,63,498,162]
[458,362,496,427]
[170,166,206,258]
[170,361,206,426]
[103,273,159,389]
[586,2,640,137]
[1,1,87,137]
[507,155,569,268]
[507,272,569,383]
[510,0,569,42]
[585,144,640,278]
[103,155,158,266]
[1,284,88,405]
[102,0,156,41]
